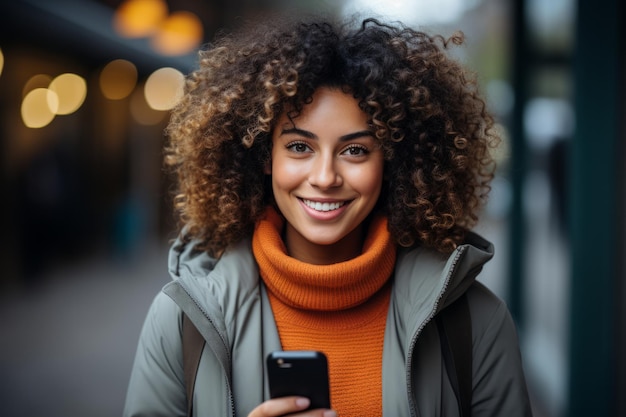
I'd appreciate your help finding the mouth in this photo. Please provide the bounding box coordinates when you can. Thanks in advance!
[301,198,349,212]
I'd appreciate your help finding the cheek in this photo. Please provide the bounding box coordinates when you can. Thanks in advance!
[271,156,303,190]
[351,162,384,196]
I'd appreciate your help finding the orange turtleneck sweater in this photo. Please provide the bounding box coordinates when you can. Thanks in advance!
[252,208,397,417]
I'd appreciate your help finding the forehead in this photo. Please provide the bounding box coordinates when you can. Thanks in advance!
[275,87,369,130]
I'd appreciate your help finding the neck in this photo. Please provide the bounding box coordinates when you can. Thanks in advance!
[284,223,365,265]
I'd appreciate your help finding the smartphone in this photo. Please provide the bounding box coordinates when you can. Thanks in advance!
[266,350,331,410]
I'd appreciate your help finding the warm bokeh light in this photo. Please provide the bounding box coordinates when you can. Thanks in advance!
[0,48,4,78]
[48,73,87,115]
[144,67,184,111]
[23,74,53,98]
[113,0,168,38]
[21,88,58,128]
[100,59,138,100]
[151,11,203,56]
[130,84,167,125]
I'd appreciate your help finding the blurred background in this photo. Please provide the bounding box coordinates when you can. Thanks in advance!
[0,0,623,416]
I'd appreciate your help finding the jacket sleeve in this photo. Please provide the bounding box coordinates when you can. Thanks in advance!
[469,282,533,417]
[123,291,187,417]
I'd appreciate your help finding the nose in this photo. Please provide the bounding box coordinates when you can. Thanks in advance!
[309,153,342,189]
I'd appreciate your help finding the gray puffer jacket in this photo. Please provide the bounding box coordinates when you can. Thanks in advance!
[123,232,532,417]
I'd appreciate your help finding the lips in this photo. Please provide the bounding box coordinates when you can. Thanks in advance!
[301,199,347,212]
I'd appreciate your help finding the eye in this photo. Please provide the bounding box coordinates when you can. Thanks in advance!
[342,144,369,156]
[286,141,311,153]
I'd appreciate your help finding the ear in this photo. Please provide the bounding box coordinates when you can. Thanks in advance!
[263,159,272,175]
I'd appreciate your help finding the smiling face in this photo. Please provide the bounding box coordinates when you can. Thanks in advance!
[269,87,384,264]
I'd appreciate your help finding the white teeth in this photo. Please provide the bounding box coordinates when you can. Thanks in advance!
[303,199,345,212]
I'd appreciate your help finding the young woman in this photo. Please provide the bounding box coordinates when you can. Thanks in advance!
[124,15,533,417]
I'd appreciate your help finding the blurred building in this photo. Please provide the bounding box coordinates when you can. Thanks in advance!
[0,0,347,286]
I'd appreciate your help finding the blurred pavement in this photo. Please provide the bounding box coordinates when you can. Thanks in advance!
[0,244,171,417]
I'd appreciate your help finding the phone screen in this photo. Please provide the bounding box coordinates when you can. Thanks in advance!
[266,350,331,409]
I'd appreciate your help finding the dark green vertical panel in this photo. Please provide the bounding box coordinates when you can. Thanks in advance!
[567,0,622,415]
[508,0,528,326]
[615,3,626,414]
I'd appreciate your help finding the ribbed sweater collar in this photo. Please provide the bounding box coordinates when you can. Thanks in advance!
[252,207,396,311]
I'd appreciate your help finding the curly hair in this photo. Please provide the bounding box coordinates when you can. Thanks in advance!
[165,15,499,256]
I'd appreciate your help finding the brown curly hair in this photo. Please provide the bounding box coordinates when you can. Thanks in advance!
[165,15,499,256]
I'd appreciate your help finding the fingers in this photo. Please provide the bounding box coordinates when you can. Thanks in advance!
[250,396,309,416]
[248,396,337,417]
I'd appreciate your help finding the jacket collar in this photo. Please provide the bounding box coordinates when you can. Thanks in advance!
[168,230,493,320]
[390,230,494,349]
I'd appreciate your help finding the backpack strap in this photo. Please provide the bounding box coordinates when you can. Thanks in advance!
[436,293,472,417]
[182,313,206,417]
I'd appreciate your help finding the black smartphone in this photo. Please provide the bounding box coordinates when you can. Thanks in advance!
[266,350,331,410]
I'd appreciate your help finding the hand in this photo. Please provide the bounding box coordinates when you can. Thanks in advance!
[247,396,337,417]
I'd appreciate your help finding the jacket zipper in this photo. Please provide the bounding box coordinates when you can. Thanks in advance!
[405,246,467,417]
[177,281,237,417]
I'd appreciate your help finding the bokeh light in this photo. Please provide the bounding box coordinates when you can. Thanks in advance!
[23,74,53,98]
[150,11,204,56]
[130,84,167,125]
[100,59,138,100]
[113,0,168,38]
[21,87,58,128]
[48,73,87,115]
[144,67,184,111]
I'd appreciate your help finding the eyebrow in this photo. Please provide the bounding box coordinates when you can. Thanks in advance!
[279,127,374,142]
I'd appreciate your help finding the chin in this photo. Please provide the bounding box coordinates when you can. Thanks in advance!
[305,236,342,247]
